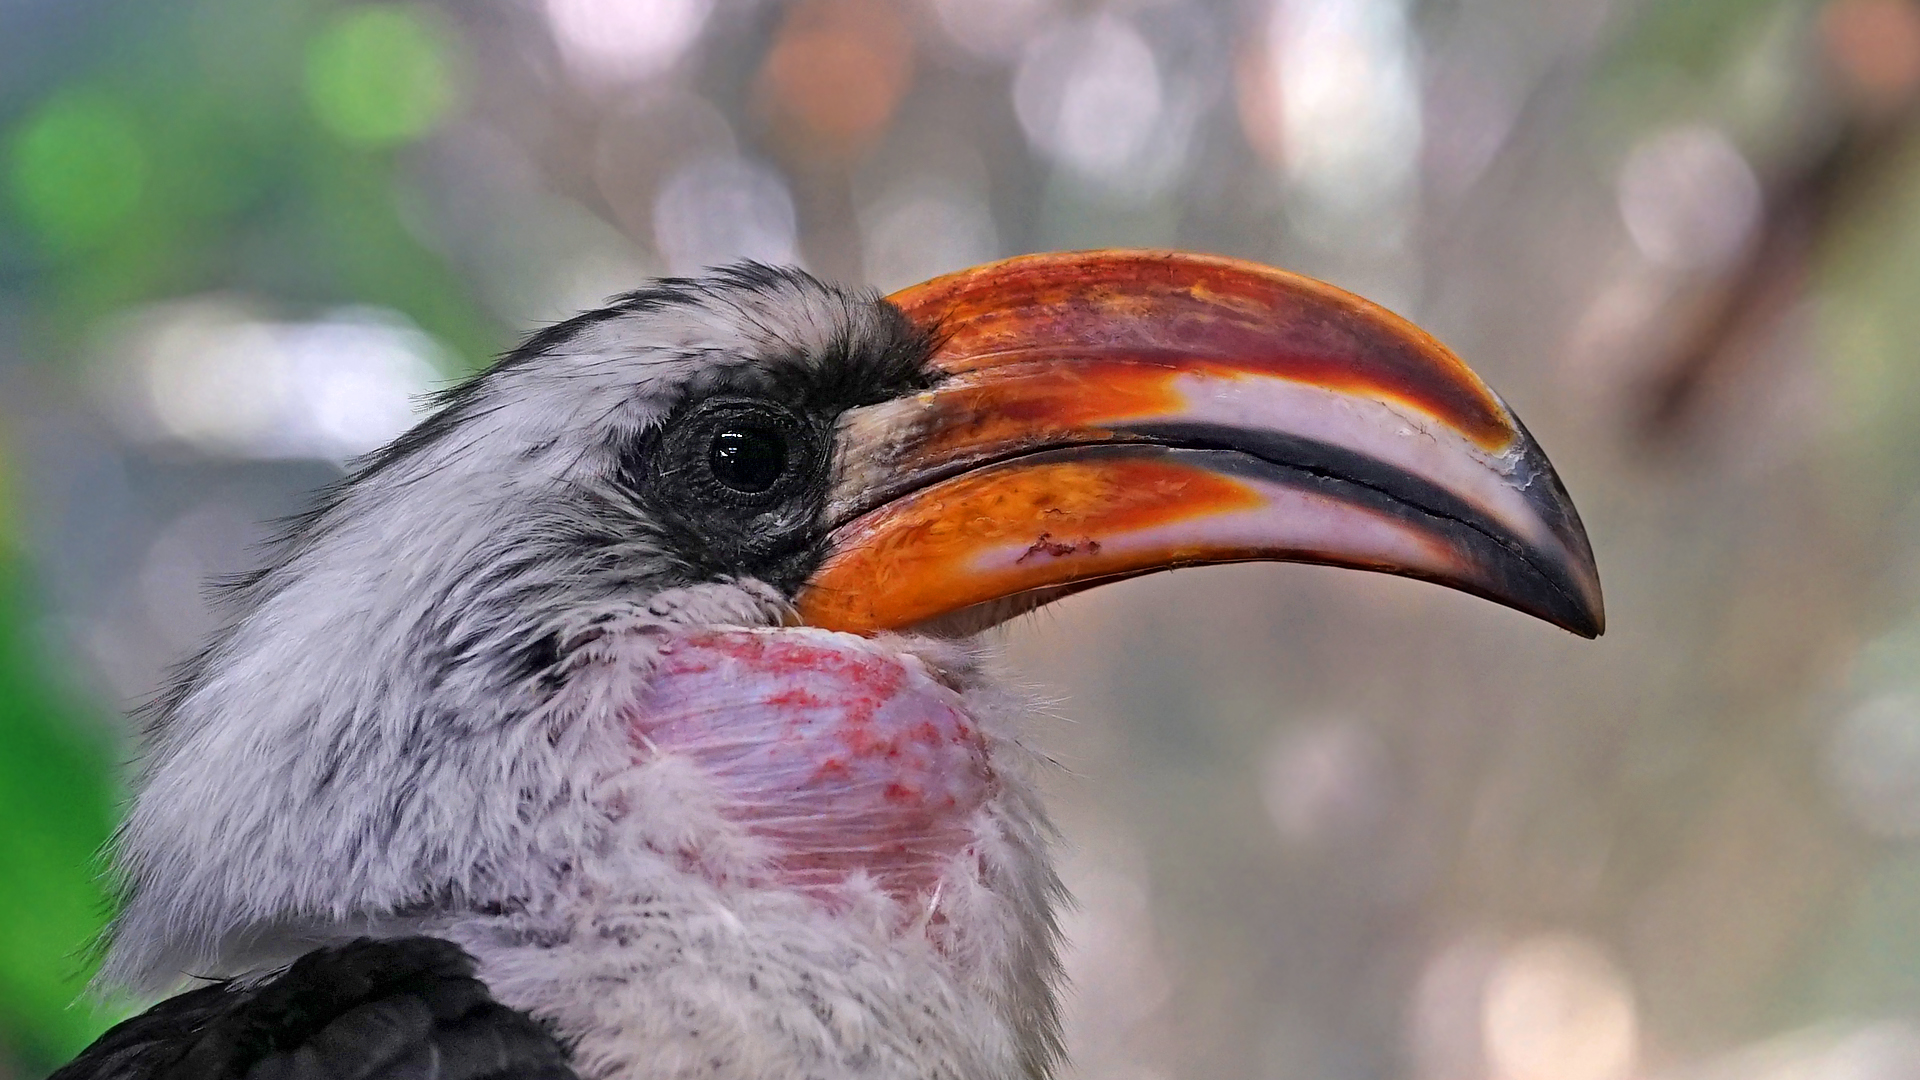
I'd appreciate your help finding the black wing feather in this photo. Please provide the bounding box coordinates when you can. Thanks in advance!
[51,938,577,1080]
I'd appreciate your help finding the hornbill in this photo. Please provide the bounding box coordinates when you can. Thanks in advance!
[55,251,1602,1080]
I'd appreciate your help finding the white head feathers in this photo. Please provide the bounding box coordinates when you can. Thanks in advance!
[103,267,942,989]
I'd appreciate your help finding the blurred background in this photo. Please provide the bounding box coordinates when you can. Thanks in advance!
[3,0,1920,1076]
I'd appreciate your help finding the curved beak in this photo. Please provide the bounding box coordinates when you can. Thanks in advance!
[794,250,1604,638]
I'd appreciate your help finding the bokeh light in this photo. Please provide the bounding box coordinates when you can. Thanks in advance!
[1617,124,1763,270]
[1822,0,1920,111]
[1483,935,1638,1080]
[756,0,913,159]
[1409,934,1504,1080]
[544,0,712,85]
[305,4,458,146]
[101,299,445,462]
[7,89,146,250]
[1262,0,1422,228]
[1014,14,1194,198]
[652,156,799,274]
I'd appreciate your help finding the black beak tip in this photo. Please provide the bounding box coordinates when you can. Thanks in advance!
[1556,584,1606,640]
[1513,427,1605,639]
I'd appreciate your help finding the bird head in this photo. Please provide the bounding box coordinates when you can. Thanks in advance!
[102,252,1601,1079]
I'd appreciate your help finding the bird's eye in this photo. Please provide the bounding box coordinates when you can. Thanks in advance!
[632,397,823,524]
[709,425,788,493]
[621,396,831,588]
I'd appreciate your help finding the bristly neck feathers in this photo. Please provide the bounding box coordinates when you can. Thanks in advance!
[103,267,1066,1080]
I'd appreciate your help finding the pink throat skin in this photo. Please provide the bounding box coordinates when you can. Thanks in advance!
[629,630,996,901]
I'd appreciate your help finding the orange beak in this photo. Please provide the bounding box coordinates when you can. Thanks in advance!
[794,250,1604,638]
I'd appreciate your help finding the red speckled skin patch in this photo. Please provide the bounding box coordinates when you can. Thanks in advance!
[630,630,994,900]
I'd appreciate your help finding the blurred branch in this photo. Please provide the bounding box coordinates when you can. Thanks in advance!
[1637,0,1920,443]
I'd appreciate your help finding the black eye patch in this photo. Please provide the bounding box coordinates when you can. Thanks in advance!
[618,397,834,592]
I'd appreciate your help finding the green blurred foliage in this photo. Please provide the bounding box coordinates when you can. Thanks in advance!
[0,0,501,1066]
[0,445,118,1069]
[3,0,498,368]
[1607,0,1808,74]
[8,90,149,252]
[306,5,458,146]
[1817,140,1920,462]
